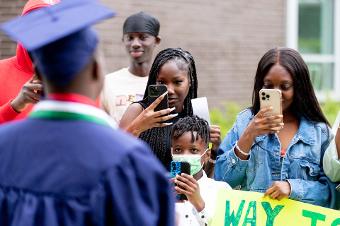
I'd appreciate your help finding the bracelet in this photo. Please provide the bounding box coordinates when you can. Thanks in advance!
[235,142,250,156]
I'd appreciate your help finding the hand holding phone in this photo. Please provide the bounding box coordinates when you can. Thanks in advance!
[148,84,169,112]
[248,88,283,136]
[259,89,282,116]
[171,161,205,210]
[170,161,191,201]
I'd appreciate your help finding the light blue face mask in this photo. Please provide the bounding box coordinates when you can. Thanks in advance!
[172,148,209,176]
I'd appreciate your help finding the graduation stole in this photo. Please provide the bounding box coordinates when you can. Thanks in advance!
[30,100,117,128]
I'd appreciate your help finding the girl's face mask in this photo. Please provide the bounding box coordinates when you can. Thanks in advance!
[172,148,208,176]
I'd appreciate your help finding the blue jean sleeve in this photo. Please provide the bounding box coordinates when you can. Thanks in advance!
[288,124,336,208]
[214,114,251,188]
[215,146,250,188]
[287,177,333,208]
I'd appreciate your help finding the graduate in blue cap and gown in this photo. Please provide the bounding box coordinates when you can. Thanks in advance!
[0,0,175,225]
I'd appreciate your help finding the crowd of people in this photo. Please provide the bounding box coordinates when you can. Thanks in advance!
[0,0,339,225]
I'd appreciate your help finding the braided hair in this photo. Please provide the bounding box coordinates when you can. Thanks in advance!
[143,47,198,115]
[171,116,210,147]
[139,48,198,169]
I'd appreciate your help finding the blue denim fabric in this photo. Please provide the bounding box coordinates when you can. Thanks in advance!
[215,108,336,208]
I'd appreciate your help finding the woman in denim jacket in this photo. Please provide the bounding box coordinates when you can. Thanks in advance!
[215,48,335,208]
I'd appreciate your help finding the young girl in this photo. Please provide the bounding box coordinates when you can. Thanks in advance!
[120,48,220,170]
[171,116,230,226]
[215,47,335,208]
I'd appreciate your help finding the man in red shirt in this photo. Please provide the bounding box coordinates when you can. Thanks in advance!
[0,0,59,123]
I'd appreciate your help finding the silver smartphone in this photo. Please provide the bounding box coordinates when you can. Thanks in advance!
[259,88,282,115]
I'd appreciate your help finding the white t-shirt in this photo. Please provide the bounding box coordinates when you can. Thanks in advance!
[100,68,148,123]
[175,171,231,226]
[323,111,340,182]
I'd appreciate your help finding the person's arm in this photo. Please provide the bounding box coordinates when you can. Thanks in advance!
[0,78,42,124]
[10,78,42,113]
[0,101,20,123]
[287,126,334,208]
[323,116,340,182]
[286,176,332,207]
[119,103,144,136]
[210,125,221,153]
[214,127,249,187]
[336,127,340,158]
[120,92,177,137]
[214,108,283,187]
[203,125,221,178]
[174,173,207,225]
[235,107,283,160]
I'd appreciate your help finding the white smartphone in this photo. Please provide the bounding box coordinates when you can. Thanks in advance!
[259,89,282,115]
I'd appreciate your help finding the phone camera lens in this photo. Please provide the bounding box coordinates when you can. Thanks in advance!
[150,87,158,95]
[266,95,270,98]
[262,97,266,100]
[261,92,265,96]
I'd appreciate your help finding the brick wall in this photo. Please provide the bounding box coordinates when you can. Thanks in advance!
[0,0,26,59]
[0,0,286,108]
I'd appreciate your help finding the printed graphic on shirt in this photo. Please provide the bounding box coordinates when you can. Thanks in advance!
[115,94,144,107]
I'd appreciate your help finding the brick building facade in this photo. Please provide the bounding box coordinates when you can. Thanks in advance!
[0,0,286,108]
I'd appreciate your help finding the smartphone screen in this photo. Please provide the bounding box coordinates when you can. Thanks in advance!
[148,84,169,111]
[259,89,282,115]
[170,161,191,201]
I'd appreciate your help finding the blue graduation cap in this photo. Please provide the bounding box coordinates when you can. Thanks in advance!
[1,0,116,86]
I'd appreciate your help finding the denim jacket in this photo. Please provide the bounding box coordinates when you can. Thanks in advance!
[215,109,335,208]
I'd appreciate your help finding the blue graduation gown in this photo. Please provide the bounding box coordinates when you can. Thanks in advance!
[0,117,175,225]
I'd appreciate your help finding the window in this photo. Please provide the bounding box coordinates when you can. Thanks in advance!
[286,0,340,100]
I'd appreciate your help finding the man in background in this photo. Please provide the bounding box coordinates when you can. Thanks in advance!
[101,11,161,123]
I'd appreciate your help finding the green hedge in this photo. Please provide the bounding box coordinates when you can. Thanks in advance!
[210,99,340,138]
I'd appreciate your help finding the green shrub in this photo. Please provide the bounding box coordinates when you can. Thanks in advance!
[210,102,243,138]
[320,98,340,125]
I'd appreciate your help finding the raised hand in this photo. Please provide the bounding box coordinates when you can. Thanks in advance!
[235,107,283,160]
[11,77,43,112]
[246,107,283,138]
[174,173,205,212]
[210,125,221,152]
[122,92,178,136]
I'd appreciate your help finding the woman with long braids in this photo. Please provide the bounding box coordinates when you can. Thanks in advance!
[120,48,220,171]
[215,47,336,208]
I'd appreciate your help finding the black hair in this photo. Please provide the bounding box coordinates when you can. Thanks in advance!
[171,116,210,147]
[251,47,330,126]
[143,47,198,115]
[138,48,199,169]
